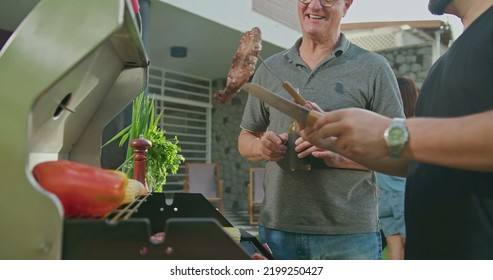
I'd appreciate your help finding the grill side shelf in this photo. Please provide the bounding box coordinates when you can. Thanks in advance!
[62,192,272,259]
[62,218,251,260]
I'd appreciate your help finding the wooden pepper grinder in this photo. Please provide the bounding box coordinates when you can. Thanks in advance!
[130,134,152,192]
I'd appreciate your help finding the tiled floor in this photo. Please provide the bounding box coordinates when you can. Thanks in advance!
[222,210,259,237]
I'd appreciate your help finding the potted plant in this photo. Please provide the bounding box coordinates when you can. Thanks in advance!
[104,92,185,192]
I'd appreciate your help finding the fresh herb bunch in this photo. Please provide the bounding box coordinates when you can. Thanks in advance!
[103,92,185,192]
[145,129,184,192]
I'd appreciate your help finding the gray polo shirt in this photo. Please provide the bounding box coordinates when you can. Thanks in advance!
[240,34,404,235]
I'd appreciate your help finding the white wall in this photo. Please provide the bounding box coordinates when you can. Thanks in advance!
[157,0,301,49]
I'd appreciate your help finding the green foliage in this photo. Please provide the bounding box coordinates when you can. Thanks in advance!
[103,92,185,192]
[146,129,184,192]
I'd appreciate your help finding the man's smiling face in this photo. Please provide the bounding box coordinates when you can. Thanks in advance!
[297,0,350,40]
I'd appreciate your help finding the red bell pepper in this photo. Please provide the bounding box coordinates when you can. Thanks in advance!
[32,160,128,217]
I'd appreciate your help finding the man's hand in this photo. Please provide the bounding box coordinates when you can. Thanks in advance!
[299,108,392,160]
[238,129,288,162]
[257,131,288,161]
[295,137,368,170]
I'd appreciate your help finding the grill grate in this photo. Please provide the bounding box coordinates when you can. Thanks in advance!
[105,193,153,222]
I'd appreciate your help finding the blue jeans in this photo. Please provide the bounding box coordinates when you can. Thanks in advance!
[379,190,406,238]
[259,226,382,260]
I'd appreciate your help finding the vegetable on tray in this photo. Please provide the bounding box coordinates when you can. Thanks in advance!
[32,160,131,217]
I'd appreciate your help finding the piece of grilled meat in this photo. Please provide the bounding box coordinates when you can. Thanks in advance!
[214,27,262,105]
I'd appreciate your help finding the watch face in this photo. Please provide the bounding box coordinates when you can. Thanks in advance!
[388,127,405,144]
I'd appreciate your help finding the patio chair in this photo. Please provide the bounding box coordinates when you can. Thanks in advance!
[248,167,265,225]
[183,162,223,212]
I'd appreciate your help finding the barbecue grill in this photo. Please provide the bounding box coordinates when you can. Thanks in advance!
[0,0,271,260]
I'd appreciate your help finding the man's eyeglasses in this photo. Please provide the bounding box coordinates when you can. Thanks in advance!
[299,0,338,8]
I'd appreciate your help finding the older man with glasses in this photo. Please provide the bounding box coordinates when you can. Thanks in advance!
[238,0,404,259]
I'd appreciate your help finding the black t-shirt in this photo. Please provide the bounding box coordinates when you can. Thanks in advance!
[405,6,493,260]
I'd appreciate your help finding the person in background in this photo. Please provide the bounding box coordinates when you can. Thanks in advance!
[377,76,419,260]
[298,0,493,259]
[237,0,404,260]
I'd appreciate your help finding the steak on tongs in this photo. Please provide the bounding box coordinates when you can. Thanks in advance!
[214,27,262,105]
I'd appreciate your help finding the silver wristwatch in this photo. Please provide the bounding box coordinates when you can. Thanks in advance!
[384,118,409,158]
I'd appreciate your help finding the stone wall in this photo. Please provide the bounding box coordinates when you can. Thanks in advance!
[211,43,433,211]
[378,43,433,88]
[211,79,265,210]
